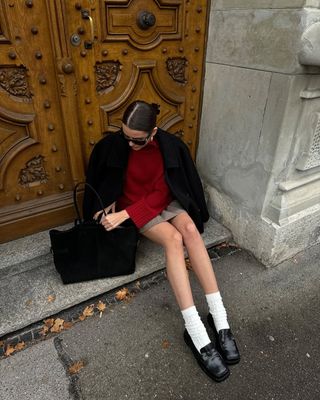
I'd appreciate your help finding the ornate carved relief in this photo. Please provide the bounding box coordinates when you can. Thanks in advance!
[166,57,187,83]
[101,0,183,50]
[0,66,32,99]
[296,111,320,171]
[95,61,121,94]
[19,155,48,187]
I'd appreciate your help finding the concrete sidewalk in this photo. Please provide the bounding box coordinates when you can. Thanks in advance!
[0,243,319,400]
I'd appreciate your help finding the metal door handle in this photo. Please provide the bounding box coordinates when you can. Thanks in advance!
[81,9,94,49]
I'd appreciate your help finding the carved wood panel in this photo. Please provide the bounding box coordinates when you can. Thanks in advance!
[64,0,209,162]
[0,0,78,243]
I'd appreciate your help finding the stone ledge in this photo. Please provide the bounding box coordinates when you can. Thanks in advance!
[0,218,231,337]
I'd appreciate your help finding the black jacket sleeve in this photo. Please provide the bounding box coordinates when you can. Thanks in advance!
[178,140,210,222]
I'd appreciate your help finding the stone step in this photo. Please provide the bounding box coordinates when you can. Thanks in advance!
[0,218,231,337]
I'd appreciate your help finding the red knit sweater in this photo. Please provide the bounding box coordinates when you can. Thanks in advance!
[117,139,173,228]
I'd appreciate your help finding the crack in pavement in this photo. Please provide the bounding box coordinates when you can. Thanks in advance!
[54,337,85,400]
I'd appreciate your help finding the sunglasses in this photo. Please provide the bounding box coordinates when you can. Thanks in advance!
[121,129,152,146]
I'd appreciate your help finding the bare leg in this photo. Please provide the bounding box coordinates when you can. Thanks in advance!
[170,212,219,294]
[141,221,194,310]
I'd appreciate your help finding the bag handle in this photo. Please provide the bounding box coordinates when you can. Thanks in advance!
[73,182,107,221]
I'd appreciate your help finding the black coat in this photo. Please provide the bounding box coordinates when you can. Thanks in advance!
[83,129,209,233]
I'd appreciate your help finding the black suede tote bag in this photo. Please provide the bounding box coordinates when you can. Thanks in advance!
[49,183,139,284]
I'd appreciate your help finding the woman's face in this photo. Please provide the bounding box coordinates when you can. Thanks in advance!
[121,123,157,151]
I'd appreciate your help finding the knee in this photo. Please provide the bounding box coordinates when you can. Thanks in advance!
[164,230,183,250]
[183,222,200,241]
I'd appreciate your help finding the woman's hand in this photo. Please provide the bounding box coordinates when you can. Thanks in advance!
[101,210,129,231]
[93,202,116,222]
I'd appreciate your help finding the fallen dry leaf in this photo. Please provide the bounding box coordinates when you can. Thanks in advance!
[135,281,141,289]
[185,258,192,270]
[50,318,65,333]
[96,301,106,318]
[79,305,94,321]
[162,339,170,349]
[68,360,85,375]
[47,295,56,303]
[63,321,74,330]
[4,345,15,357]
[40,325,49,336]
[0,340,4,348]
[15,342,25,351]
[25,299,32,307]
[44,318,55,329]
[96,301,106,313]
[115,287,130,301]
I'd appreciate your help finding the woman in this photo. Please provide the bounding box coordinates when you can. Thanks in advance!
[83,100,240,382]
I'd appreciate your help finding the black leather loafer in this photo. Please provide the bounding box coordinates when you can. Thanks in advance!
[207,313,241,365]
[183,330,230,382]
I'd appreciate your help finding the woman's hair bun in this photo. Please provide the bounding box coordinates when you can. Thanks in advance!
[151,103,161,115]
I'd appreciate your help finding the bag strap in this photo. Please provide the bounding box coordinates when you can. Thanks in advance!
[73,182,107,221]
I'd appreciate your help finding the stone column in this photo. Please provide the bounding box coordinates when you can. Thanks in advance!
[197,0,320,266]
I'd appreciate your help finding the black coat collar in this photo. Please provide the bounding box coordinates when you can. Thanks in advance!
[156,129,179,168]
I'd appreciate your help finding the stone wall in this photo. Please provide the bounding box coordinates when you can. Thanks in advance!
[197,0,320,266]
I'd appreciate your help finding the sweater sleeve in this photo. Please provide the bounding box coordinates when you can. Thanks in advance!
[125,175,172,228]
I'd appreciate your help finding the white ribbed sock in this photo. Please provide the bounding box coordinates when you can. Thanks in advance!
[205,291,230,332]
[181,306,211,353]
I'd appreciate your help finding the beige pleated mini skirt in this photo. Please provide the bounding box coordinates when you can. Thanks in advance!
[139,200,186,233]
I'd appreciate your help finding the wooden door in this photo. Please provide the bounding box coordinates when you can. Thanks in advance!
[0,0,84,243]
[64,0,209,162]
[0,0,209,243]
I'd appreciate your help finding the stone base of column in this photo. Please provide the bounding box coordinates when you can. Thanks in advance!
[205,183,320,267]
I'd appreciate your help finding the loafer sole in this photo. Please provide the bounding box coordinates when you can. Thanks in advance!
[184,333,230,382]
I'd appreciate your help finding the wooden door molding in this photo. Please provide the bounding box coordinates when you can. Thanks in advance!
[100,0,184,50]
[0,0,12,43]
[45,0,85,184]
[100,59,184,132]
[0,105,38,190]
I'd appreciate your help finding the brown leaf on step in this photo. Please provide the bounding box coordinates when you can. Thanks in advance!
[162,339,170,349]
[40,325,49,336]
[47,295,56,303]
[79,305,94,321]
[44,318,55,329]
[135,281,141,289]
[185,258,192,270]
[216,242,228,248]
[96,301,106,313]
[115,287,130,301]
[15,342,25,351]
[25,299,32,307]
[68,360,85,375]
[0,340,4,348]
[63,321,74,330]
[4,345,16,357]
[50,318,65,333]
